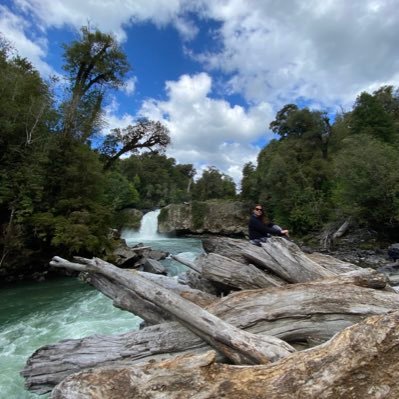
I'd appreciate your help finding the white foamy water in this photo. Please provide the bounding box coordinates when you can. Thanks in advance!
[0,278,141,399]
[122,209,163,243]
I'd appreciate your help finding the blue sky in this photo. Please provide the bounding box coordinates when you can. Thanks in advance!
[1,0,399,185]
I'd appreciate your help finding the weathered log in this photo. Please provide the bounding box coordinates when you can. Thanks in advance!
[259,237,336,282]
[202,236,249,263]
[50,256,295,365]
[21,322,207,395]
[171,254,202,273]
[208,273,398,344]
[203,236,358,282]
[177,270,220,296]
[51,311,399,399]
[137,271,217,307]
[197,252,285,289]
[86,271,217,325]
[22,269,397,393]
[305,251,360,274]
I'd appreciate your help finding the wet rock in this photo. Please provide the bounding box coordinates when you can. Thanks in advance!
[141,258,167,275]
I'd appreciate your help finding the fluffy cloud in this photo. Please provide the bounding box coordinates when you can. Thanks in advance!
[192,0,399,108]
[6,0,399,109]
[138,73,272,182]
[14,0,192,41]
[0,5,54,75]
[4,0,399,184]
[122,77,138,96]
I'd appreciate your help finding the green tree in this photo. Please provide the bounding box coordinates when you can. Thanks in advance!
[269,104,332,159]
[101,119,171,170]
[119,153,195,208]
[350,92,396,143]
[333,135,399,227]
[240,162,258,202]
[0,37,55,270]
[193,167,236,201]
[61,26,129,141]
[31,138,112,255]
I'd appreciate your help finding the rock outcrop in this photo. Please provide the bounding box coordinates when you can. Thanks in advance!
[158,200,248,236]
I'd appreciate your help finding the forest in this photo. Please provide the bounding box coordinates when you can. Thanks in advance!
[1,26,399,278]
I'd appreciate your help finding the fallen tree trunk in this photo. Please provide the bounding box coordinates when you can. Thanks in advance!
[51,311,399,399]
[50,256,295,365]
[257,237,336,282]
[197,253,284,290]
[21,321,207,395]
[202,236,358,282]
[171,254,202,273]
[86,271,217,325]
[22,269,397,393]
[305,251,360,274]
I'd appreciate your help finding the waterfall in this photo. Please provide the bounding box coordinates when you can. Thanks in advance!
[122,209,162,243]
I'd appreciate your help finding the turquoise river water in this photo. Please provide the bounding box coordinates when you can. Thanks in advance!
[0,235,203,398]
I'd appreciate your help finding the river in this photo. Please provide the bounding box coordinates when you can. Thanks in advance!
[0,211,203,398]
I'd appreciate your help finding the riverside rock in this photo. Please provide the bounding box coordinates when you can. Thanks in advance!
[158,201,248,235]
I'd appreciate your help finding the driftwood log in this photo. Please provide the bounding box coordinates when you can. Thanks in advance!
[22,270,397,393]
[51,311,399,399]
[50,257,295,365]
[22,236,399,397]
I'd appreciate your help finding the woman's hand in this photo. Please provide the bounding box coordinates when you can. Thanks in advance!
[281,229,289,237]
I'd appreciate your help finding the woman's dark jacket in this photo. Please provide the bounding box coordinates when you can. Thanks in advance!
[248,214,283,240]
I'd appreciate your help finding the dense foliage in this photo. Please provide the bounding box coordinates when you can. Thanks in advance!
[0,29,236,277]
[241,87,399,235]
[2,25,399,277]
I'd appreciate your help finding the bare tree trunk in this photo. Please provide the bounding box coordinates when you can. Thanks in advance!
[21,268,396,394]
[50,257,295,365]
[51,311,399,399]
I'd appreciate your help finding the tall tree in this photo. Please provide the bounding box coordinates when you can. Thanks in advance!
[100,119,171,170]
[269,104,332,159]
[240,162,258,202]
[350,92,396,143]
[61,26,130,141]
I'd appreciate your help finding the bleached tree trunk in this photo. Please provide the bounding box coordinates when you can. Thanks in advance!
[50,257,295,365]
[22,268,396,394]
[51,311,399,399]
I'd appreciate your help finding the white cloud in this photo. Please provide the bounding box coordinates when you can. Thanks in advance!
[139,72,272,184]
[122,76,138,96]
[8,0,399,110]
[0,5,54,76]
[14,0,190,41]
[190,0,399,108]
[103,97,135,132]
[4,0,399,185]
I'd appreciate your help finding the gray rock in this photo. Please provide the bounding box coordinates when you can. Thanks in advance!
[158,201,248,236]
[141,258,167,275]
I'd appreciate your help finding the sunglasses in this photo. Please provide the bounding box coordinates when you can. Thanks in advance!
[255,208,263,211]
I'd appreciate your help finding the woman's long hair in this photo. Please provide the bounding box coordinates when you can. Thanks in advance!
[254,204,269,224]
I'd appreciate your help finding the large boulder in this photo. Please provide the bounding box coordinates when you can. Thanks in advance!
[158,201,249,236]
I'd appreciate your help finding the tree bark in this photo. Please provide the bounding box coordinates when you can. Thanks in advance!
[22,269,396,394]
[50,257,295,365]
[202,236,358,281]
[198,253,284,290]
[51,311,399,399]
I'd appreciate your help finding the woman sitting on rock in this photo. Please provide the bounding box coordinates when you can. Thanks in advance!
[248,204,289,246]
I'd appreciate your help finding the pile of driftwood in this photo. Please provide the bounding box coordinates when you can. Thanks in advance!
[21,237,399,398]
